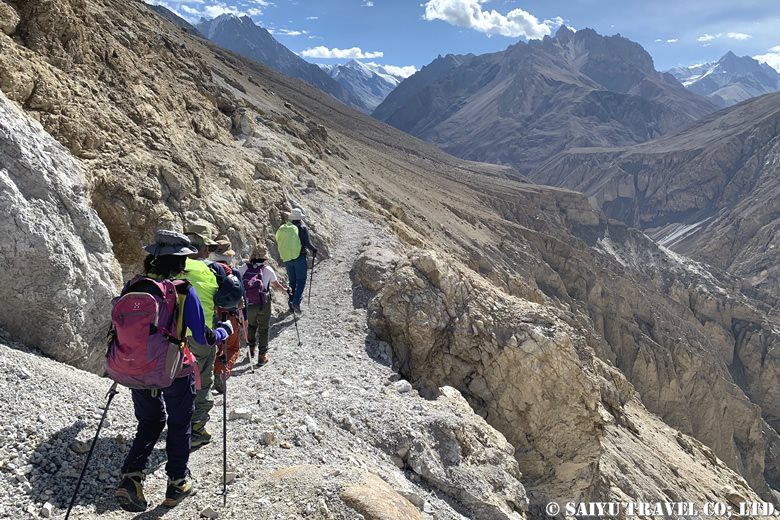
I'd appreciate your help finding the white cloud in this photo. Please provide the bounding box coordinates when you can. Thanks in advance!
[306,16,318,20]
[270,28,308,36]
[300,46,383,59]
[697,32,752,43]
[654,38,663,43]
[151,0,267,21]
[666,38,678,43]
[364,61,418,78]
[422,0,558,39]
[362,0,374,6]
[754,45,780,72]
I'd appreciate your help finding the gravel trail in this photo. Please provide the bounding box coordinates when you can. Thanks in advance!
[0,199,482,519]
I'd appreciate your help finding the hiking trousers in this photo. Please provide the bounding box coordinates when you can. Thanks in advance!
[285,255,308,307]
[247,298,272,355]
[188,336,215,426]
[121,374,195,479]
[214,313,240,379]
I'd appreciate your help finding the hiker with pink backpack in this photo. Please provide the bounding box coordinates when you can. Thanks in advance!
[106,230,233,513]
[238,243,289,366]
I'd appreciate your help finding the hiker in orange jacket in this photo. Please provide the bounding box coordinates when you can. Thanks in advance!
[210,236,244,394]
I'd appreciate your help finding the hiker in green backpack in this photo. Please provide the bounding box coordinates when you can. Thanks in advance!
[275,208,317,315]
[178,221,224,449]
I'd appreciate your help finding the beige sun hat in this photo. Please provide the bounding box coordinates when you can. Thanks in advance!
[184,221,217,246]
[214,235,236,257]
[250,243,269,260]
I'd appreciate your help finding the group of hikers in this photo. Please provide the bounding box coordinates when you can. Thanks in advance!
[106,208,317,512]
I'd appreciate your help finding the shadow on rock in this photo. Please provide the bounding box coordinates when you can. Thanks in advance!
[131,503,174,519]
[269,312,297,342]
[30,421,165,514]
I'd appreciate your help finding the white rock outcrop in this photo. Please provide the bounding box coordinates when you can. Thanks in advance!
[0,92,119,371]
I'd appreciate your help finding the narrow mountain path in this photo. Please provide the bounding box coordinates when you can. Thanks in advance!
[1,198,491,520]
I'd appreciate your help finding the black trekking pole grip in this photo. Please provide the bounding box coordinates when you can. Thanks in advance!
[65,382,119,520]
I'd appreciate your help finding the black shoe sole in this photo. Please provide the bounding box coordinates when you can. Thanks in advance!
[162,489,192,508]
[116,492,147,513]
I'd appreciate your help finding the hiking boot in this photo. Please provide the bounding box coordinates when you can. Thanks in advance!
[256,353,269,367]
[162,475,192,507]
[116,471,147,512]
[190,423,212,450]
[212,374,225,395]
[293,305,302,315]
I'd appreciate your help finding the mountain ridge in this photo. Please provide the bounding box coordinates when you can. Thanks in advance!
[669,51,780,107]
[538,90,780,298]
[373,26,717,175]
[319,59,403,112]
[196,14,370,112]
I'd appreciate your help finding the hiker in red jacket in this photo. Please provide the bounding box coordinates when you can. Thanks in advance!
[210,236,245,393]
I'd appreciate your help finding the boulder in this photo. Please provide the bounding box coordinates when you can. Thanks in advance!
[0,2,19,35]
[0,91,119,371]
[341,473,423,520]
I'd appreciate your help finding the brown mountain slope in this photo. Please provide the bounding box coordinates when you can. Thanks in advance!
[1,0,779,511]
[538,92,780,298]
[373,26,717,175]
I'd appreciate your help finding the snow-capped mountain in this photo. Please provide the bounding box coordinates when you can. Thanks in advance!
[319,60,405,112]
[669,51,780,107]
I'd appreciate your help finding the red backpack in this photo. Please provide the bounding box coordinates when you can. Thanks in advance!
[105,277,190,389]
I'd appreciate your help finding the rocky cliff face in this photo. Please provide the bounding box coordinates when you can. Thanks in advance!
[2,0,779,512]
[353,246,763,510]
[373,26,716,175]
[539,91,780,299]
[0,90,119,371]
[0,0,341,279]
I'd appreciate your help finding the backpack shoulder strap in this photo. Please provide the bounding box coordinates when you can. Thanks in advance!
[173,279,191,294]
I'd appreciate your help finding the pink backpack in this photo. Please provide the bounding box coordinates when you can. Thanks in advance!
[106,277,189,389]
[243,264,268,306]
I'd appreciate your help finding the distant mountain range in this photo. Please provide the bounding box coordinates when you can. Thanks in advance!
[373,26,717,175]
[669,51,780,107]
[319,60,404,112]
[195,14,370,112]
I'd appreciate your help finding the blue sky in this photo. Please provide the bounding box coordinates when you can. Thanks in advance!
[149,0,780,75]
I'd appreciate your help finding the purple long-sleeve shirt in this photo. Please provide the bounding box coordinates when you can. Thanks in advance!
[182,286,227,345]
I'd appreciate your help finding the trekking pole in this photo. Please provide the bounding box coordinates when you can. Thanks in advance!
[288,289,302,346]
[307,250,317,305]
[240,313,254,374]
[65,382,119,520]
[220,312,228,507]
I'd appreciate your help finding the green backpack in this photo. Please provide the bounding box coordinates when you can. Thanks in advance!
[276,223,302,262]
